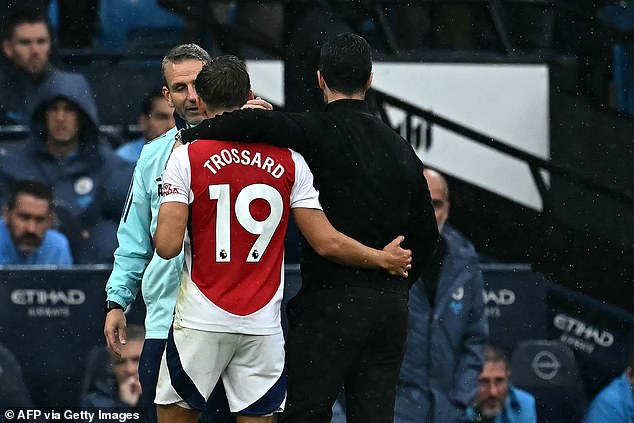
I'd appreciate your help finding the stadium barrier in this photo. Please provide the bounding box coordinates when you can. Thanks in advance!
[0,264,631,407]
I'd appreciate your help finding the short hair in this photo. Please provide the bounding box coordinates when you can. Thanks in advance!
[161,43,212,86]
[6,180,53,211]
[319,33,372,95]
[195,55,250,110]
[4,10,51,40]
[125,324,145,343]
[140,86,166,117]
[483,344,510,370]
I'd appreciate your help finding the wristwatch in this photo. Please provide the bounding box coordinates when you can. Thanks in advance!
[104,300,124,314]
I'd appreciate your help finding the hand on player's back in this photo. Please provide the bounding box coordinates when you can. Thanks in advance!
[382,235,412,278]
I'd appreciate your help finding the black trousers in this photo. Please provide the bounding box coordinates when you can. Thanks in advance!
[281,287,409,423]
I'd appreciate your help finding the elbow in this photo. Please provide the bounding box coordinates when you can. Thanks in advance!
[312,237,340,260]
[155,244,179,259]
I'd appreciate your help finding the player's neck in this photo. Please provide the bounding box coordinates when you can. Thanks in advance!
[205,106,241,119]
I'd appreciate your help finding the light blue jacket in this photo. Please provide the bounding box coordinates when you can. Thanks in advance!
[582,372,634,423]
[0,220,73,266]
[466,386,537,423]
[105,125,183,339]
[394,224,488,423]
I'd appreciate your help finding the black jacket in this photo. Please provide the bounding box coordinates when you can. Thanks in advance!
[183,99,438,297]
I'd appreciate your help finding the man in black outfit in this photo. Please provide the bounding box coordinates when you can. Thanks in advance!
[181,33,438,423]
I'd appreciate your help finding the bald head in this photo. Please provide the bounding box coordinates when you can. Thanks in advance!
[423,169,450,233]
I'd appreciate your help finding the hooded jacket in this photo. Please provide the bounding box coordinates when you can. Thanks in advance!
[0,71,134,263]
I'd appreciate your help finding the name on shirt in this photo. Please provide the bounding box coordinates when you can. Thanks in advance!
[203,148,285,179]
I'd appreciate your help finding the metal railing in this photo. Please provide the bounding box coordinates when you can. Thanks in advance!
[372,88,634,209]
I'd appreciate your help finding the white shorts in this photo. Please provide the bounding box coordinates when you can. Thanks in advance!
[155,322,286,416]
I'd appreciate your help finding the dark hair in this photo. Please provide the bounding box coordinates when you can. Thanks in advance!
[483,344,510,370]
[4,10,51,40]
[125,324,145,342]
[630,347,634,369]
[318,33,372,95]
[195,55,250,110]
[161,43,212,86]
[6,180,53,210]
[141,86,166,117]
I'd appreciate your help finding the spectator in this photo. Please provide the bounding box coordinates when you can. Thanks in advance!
[0,71,134,264]
[466,344,537,423]
[0,9,92,125]
[0,179,72,265]
[116,87,175,163]
[581,346,634,423]
[81,325,144,411]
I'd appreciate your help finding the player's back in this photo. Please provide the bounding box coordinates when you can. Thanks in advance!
[163,139,319,335]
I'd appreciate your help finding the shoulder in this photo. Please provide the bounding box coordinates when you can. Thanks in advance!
[43,229,71,248]
[138,128,178,164]
[592,374,630,404]
[509,385,536,410]
[289,148,308,165]
[443,224,479,262]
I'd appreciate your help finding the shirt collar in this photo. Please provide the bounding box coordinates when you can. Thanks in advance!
[324,99,371,115]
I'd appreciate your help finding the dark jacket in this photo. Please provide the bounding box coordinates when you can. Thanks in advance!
[0,71,134,263]
[395,225,488,423]
[182,99,438,296]
[0,61,59,125]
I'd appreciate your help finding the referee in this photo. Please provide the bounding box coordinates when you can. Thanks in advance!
[182,33,438,423]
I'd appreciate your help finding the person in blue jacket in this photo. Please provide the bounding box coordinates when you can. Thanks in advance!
[0,179,72,265]
[582,347,634,423]
[394,168,489,423]
[466,344,537,423]
[103,44,272,423]
[332,168,487,423]
[116,87,175,163]
[104,43,212,423]
[0,70,134,264]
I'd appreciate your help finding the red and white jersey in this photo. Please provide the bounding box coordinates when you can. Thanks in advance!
[161,140,321,335]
